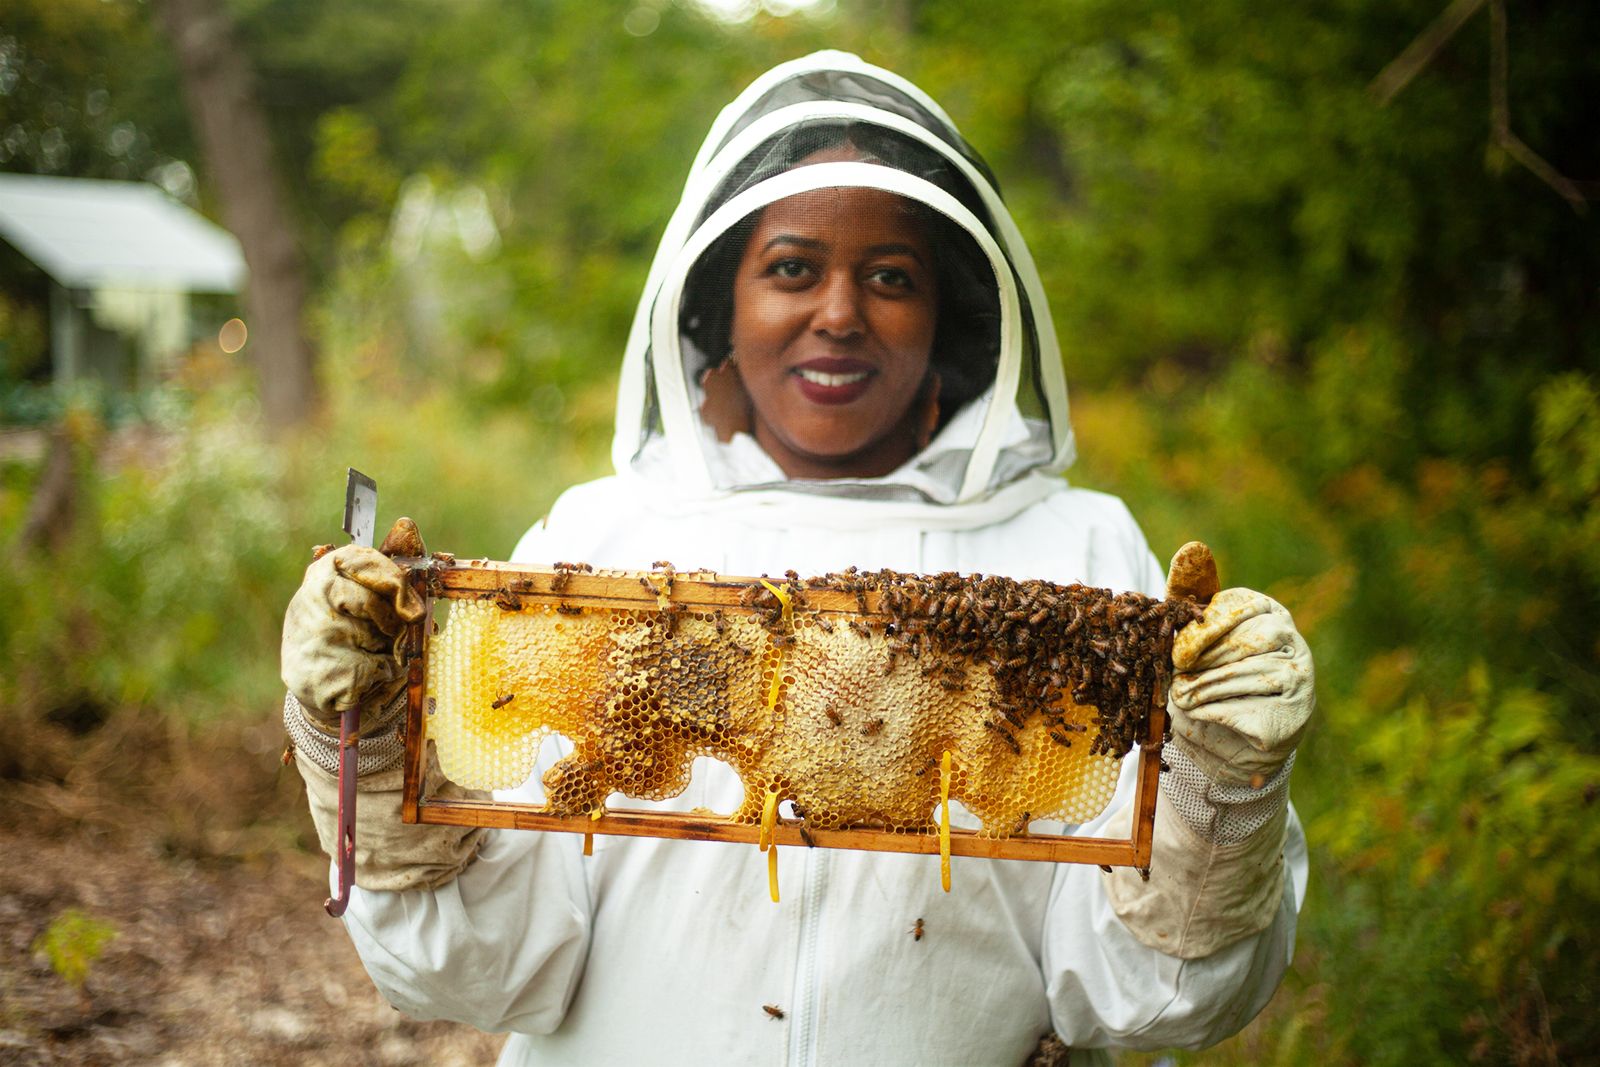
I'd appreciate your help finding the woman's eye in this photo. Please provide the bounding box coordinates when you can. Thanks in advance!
[868,266,915,291]
[768,258,813,281]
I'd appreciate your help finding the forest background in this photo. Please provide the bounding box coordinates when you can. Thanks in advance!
[1,1,1596,1064]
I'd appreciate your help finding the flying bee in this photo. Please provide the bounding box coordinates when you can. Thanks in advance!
[910,918,925,941]
[763,1004,785,1020]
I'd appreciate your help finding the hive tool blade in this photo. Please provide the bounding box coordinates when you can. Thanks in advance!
[327,468,377,917]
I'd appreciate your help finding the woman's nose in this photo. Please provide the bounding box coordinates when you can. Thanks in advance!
[811,272,865,340]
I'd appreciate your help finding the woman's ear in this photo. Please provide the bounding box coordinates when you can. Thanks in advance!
[699,360,754,443]
[916,370,942,450]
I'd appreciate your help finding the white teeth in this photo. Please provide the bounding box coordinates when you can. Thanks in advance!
[796,368,870,387]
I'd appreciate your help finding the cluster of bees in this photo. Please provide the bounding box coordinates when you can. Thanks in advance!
[743,567,1202,760]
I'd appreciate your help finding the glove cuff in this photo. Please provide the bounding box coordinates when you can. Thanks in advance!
[1162,740,1294,845]
[284,689,409,779]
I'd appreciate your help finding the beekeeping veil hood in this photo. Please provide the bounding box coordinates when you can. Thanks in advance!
[613,51,1077,527]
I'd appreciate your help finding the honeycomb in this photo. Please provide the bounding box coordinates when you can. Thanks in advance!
[425,569,1200,839]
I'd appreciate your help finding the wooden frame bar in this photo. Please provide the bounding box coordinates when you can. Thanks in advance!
[399,558,1163,869]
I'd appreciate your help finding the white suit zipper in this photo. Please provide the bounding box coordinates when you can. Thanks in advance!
[787,846,829,1067]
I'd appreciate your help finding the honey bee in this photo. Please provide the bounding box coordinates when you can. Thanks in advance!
[848,618,871,638]
[763,1004,785,1020]
[824,708,843,727]
[814,616,834,634]
[910,918,925,941]
[984,719,1022,755]
[713,609,728,635]
[556,603,582,615]
[860,717,884,737]
[491,692,515,709]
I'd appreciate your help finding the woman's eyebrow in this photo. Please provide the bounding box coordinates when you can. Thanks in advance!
[759,235,926,266]
[866,242,926,265]
[761,234,826,254]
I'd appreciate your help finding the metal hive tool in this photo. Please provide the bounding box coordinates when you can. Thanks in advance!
[391,544,1220,879]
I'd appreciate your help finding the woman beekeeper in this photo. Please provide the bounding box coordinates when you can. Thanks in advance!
[281,52,1314,1065]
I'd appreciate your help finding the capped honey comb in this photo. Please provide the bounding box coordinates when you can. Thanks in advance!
[424,568,1200,839]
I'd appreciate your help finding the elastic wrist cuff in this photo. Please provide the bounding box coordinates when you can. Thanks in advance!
[284,690,409,778]
[1162,741,1294,845]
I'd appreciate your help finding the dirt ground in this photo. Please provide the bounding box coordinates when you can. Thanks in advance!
[0,711,506,1067]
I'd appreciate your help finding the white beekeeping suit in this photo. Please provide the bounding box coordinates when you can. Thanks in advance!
[282,51,1311,1066]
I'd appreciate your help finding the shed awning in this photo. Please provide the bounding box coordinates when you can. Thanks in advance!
[0,173,246,293]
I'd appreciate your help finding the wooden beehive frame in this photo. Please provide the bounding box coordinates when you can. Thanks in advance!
[396,558,1170,869]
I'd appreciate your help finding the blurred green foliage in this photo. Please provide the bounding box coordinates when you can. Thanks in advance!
[31,908,118,993]
[2,0,1596,1063]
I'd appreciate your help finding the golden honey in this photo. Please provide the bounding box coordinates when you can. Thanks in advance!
[426,597,1123,838]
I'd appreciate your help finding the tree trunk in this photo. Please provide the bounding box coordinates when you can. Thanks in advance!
[154,0,318,431]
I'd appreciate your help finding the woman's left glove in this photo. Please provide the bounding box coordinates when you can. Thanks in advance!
[1167,588,1314,785]
[1103,586,1314,959]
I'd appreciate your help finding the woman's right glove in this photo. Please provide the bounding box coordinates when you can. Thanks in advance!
[280,526,487,893]
[280,543,424,730]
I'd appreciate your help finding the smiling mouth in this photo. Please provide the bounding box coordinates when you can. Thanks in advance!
[795,367,872,388]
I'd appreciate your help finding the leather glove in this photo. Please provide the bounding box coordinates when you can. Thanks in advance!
[1102,580,1314,960]
[281,521,426,732]
[1167,587,1314,785]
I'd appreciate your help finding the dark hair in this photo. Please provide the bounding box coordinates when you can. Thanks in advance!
[679,122,1003,424]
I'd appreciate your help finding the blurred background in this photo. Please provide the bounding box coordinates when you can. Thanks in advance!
[0,1,1595,1064]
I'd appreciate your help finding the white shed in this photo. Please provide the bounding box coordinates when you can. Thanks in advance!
[0,173,246,390]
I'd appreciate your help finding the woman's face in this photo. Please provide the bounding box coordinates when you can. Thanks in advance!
[729,185,938,480]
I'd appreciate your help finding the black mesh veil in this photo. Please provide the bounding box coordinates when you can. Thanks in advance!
[680,122,1004,435]
[615,52,1072,505]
